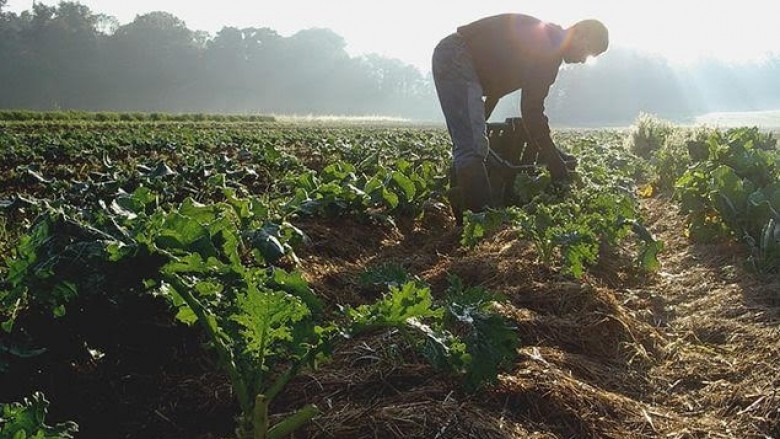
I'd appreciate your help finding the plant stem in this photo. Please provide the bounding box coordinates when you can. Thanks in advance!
[265,345,317,402]
[268,405,320,439]
[253,394,269,439]
[163,273,251,414]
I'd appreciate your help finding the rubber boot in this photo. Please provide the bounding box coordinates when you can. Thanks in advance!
[456,160,494,213]
[557,148,578,170]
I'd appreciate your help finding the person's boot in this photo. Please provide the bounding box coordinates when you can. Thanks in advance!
[557,148,578,170]
[456,160,494,213]
[447,163,464,225]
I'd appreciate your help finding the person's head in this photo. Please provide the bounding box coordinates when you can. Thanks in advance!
[563,19,609,64]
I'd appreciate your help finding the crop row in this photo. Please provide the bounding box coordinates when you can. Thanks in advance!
[1,120,674,437]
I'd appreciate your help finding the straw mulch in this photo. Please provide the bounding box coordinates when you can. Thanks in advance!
[286,197,779,438]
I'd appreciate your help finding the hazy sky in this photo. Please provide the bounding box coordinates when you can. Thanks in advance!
[6,0,778,72]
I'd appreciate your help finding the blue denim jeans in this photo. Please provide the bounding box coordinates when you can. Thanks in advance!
[432,33,488,171]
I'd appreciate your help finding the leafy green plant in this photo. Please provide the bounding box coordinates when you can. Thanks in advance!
[460,133,663,278]
[1,208,139,332]
[441,276,518,390]
[126,197,323,438]
[757,219,780,273]
[624,112,674,159]
[0,195,317,438]
[159,269,325,439]
[359,262,415,287]
[344,276,519,392]
[1,186,519,438]
[650,125,714,193]
[0,392,78,439]
[284,159,443,220]
[0,110,275,123]
[460,209,511,248]
[675,127,780,272]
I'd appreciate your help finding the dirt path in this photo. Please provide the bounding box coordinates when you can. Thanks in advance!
[637,197,780,438]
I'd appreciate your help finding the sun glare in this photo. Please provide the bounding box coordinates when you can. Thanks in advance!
[4,0,778,71]
[604,1,776,66]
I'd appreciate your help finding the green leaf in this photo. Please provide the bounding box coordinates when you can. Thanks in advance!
[381,187,399,210]
[115,187,156,215]
[460,210,506,248]
[391,171,416,200]
[639,240,664,272]
[52,281,78,306]
[0,392,78,439]
[52,305,67,318]
[711,165,750,216]
[162,253,228,276]
[364,176,383,195]
[444,284,518,391]
[407,318,470,371]
[230,287,311,368]
[106,242,134,262]
[252,231,286,265]
[560,239,594,278]
[359,262,412,288]
[149,162,177,178]
[347,281,441,333]
[2,318,15,333]
[620,219,664,272]
[107,199,137,220]
[179,198,220,224]
[174,305,198,325]
[155,213,217,258]
[268,269,323,317]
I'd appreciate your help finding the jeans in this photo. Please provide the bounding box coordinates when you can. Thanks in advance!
[432,33,489,171]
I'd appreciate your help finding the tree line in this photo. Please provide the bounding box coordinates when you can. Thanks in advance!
[2,1,779,125]
[0,1,438,119]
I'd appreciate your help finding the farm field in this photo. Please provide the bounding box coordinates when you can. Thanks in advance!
[0,117,778,439]
[694,110,780,131]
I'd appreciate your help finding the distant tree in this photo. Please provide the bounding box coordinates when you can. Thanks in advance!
[272,28,351,112]
[0,1,20,107]
[43,2,104,107]
[356,54,433,116]
[105,11,204,110]
[200,26,284,112]
[201,27,249,111]
[0,2,105,109]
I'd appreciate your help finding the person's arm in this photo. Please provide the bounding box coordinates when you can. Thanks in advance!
[520,72,568,180]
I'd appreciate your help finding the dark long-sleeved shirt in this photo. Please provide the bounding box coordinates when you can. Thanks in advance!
[457,14,565,143]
